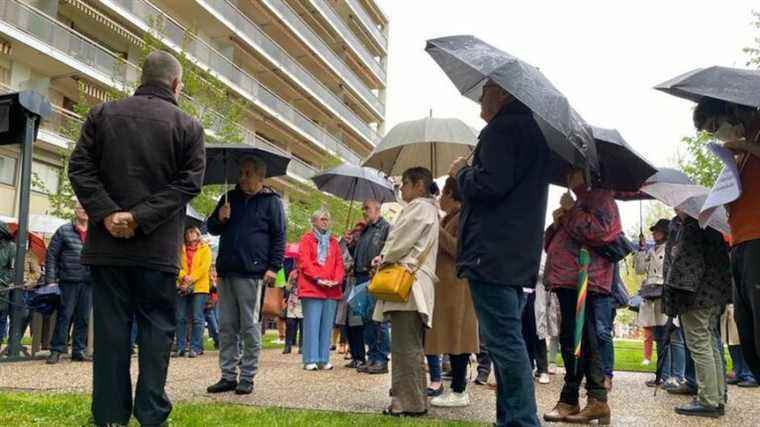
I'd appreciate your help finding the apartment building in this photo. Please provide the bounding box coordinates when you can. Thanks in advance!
[0,0,389,218]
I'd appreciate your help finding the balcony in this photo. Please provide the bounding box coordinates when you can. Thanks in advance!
[100,0,365,163]
[345,0,387,52]
[260,0,385,109]
[306,0,386,83]
[196,0,382,143]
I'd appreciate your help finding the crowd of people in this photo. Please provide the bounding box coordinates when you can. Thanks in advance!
[0,48,758,427]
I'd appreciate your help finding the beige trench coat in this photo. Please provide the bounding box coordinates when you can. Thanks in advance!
[424,209,479,354]
[634,246,668,327]
[373,197,439,328]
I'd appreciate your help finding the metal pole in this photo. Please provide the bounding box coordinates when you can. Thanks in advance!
[6,113,36,358]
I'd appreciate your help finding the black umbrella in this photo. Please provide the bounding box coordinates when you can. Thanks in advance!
[425,35,598,172]
[311,163,395,229]
[550,127,657,192]
[204,143,291,185]
[654,66,760,108]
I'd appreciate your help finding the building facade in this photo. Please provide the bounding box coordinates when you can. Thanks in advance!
[0,0,388,218]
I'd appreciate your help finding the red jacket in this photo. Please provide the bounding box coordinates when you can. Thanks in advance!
[544,188,622,294]
[296,232,345,300]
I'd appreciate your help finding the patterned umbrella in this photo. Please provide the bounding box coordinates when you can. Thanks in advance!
[574,248,591,369]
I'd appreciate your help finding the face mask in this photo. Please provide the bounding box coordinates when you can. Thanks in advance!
[713,121,745,142]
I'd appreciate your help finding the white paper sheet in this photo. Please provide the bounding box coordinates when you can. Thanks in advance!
[698,143,742,229]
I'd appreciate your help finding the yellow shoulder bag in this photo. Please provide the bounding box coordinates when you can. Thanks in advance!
[368,240,434,303]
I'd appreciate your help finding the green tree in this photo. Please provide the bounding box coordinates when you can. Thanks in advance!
[678,131,722,188]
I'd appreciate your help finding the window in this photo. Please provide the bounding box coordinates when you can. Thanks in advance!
[31,161,60,194]
[0,155,16,186]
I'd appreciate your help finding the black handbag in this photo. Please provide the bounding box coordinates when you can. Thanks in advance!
[592,233,635,263]
[639,283,663,300]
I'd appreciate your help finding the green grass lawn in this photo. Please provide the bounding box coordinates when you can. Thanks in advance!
[0,392,482,427]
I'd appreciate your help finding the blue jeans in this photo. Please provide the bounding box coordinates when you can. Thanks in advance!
[205,307,219,346]
[176,293,208,353]
[660,326,686,382]
[729,345,757,382]
[426,354,442,383]
[0,308,7,343]
[301,298,337,365]
[469,280,539,427]
[592,294,615,378]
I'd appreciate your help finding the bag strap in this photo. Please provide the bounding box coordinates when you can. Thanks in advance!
[411,236,435,274]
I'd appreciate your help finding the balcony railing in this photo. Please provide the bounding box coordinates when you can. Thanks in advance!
[261,0,385,99]
[307,0,386,82]
[345,0,387,51]
[197,0,381,143]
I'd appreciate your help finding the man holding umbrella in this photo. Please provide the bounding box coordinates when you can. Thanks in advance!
[448,79,550,426]
[206,156,286,395]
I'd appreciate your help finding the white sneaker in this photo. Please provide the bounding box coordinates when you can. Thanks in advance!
[304,363,318,371]
[431,391,470,408]
[641,359,651,366]
[548,363,557,375]
[538,373,551,384]
[320,363,334,371]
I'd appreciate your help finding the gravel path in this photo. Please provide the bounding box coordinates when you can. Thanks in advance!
[1,349,759,426]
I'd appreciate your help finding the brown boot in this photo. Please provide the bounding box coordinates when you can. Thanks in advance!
[604,376,613,391]
[564,397,611,425]
[543,402,580,422]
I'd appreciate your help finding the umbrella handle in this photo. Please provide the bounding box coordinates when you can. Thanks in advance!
[345,179,357,231]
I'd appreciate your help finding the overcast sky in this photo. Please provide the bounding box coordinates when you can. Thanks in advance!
[377,0,758,233]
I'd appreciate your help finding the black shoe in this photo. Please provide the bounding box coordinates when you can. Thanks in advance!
[727,376,740,385]
[738,379,759,388]
[235,380,254,395]
[474,372,489,385]
[666,384,698,396]
[426,384,444,397]
[357,362,372,373]
[213,341,220,350]
[188,351,198,358]
[367,362,389,375]
[645,379,661,388]
[46,352,61,365]
[71,353,92,362]
[674,400,722,418]
[207,378,237,393]
[345,360,364,369]
[282,346,292,354]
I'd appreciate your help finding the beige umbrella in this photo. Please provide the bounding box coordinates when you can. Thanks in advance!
[363,116,477,177]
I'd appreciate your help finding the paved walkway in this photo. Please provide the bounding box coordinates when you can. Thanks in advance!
[1,349,759,426]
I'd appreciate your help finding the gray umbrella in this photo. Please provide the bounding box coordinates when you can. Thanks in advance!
[311,163,395,228]
[185,204,206,232]
[655,66,760,107]
[425,35,598,172]
[204,143,291,185]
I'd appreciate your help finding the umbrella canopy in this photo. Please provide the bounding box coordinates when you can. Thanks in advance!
[185,204,206,232]
[363,116,477,177]
[28,214,67,235]
[204,143,291,185]
[654,66,760,108]
[425,35,598,172]
[311,163,396,204]
[550,127,657,192]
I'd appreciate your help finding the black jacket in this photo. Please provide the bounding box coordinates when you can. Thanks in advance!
[69,84,205,274]
[207,186,286,279]
[45,222,90,284]
[456,101,551,287]
[352,217,390,275]
[663,216,732,316]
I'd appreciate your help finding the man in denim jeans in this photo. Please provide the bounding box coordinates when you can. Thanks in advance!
[449,81,549,426]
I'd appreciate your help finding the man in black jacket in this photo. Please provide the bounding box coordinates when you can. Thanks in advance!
[449,80,549,427]
[46,201,92,365]
[206,156,285,396]
[69,51,205,427]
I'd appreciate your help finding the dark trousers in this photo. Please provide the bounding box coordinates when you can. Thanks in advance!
[90,266,177,426]
[592,294,615,378]
[556,288,608,405]
[50,281,92,355]
[450,353,470,393]
[522,292,548,374]
[364,320,390,364]
[477,326,492,377]
[469,280,539,427]
[347,324,365,362]
[732,239,760,381]
[285,318,303,349]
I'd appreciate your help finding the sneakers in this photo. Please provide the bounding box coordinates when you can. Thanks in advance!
[426,385,444,397]
[188,351,198,358]
[738,379,759,388]
[46,351,62,365]
[431,391,471,408]
[474,372,489,385]
[345,360,364,369]
[547,363,558,375]
[71,353,92,362]
[641,358,651,366]
[538,373,551,384]
[367,362,389,374]
[207,378,237,393]
[235,380,254,395]
[304,363,319,371]
[319,363,334,371]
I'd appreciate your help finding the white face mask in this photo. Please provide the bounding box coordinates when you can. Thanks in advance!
[713,121,745,142]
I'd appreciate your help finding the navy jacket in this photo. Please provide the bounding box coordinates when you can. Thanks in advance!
[456,101,551,287]
[207,185,286,279]
[45,222,90,284]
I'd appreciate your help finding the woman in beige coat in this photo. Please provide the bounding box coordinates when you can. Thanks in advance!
[425,177,479,408]
[373,167,440,417]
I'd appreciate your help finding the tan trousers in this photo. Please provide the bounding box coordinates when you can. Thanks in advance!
[389,311,427,413]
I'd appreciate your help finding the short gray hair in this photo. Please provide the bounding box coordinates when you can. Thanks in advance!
[141,50,182,86]
[311,208,331,223]
[239,155,267,177]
